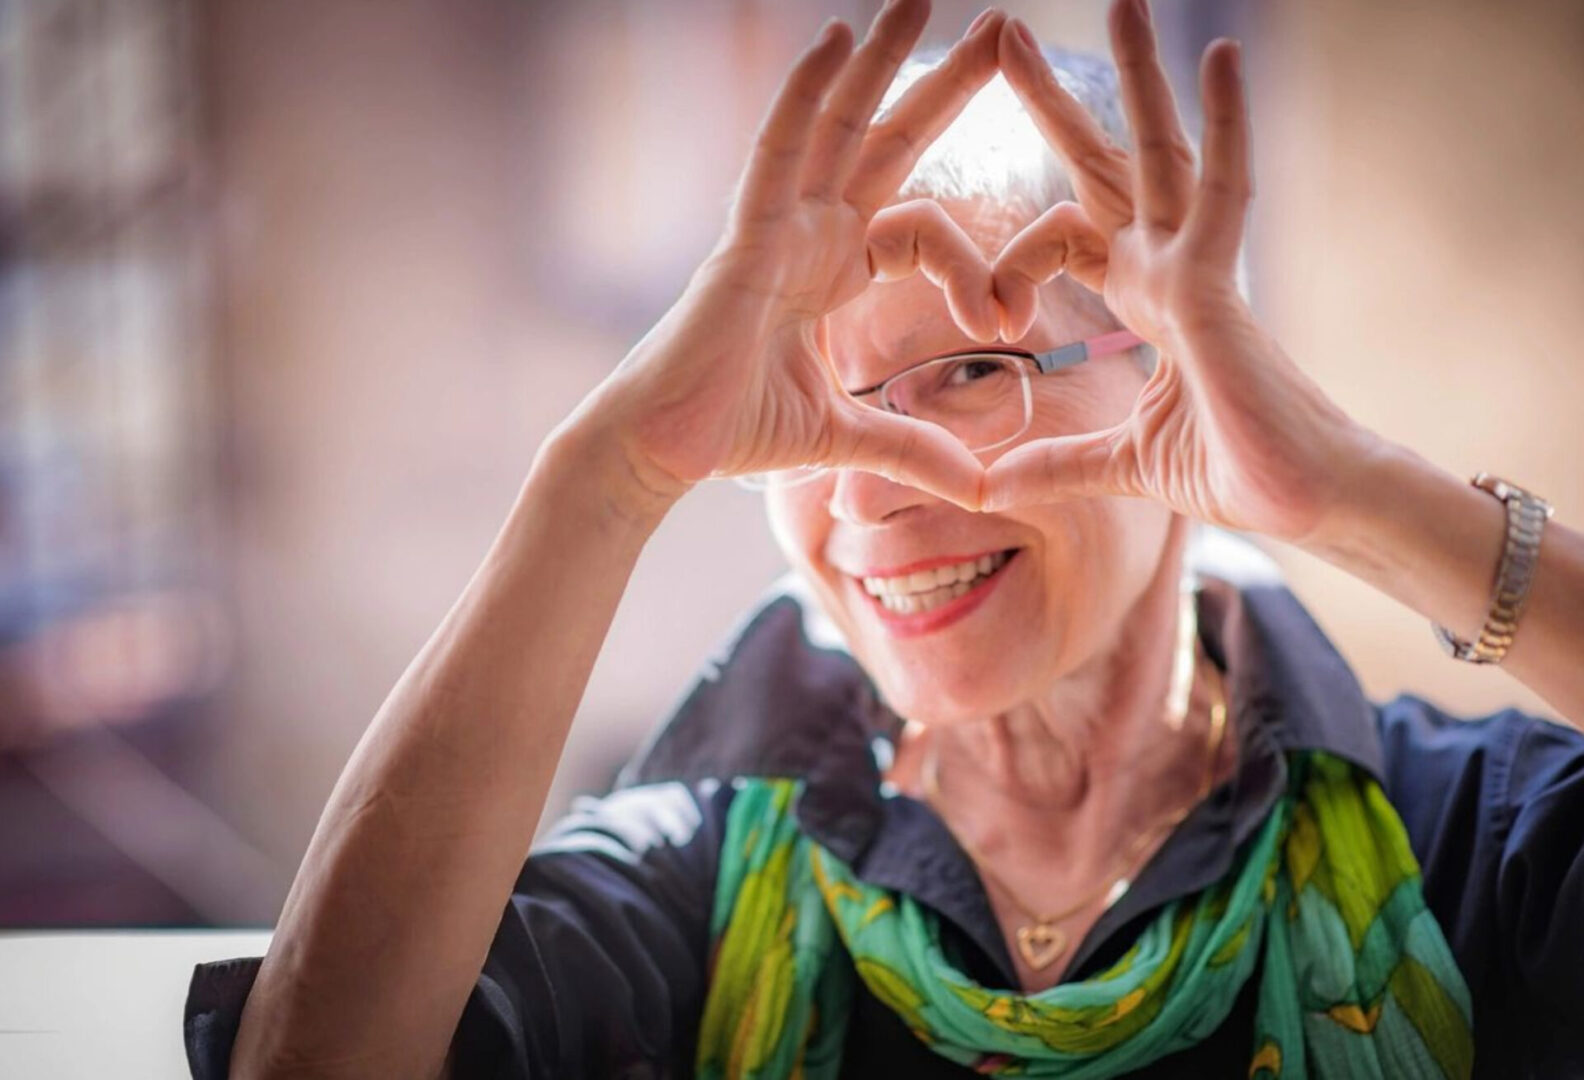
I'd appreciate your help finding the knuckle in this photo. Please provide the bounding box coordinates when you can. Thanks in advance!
[874,37,912,70]
[999,258,1043,287]
[1136,134,1196,166]
[751,135,800,166]
[821,107,867,143]
[1200,174,1253,202]
[865,121,922,163]
[1075,147,1126,180]
[785,80,824,115]
[866,234,907,273]
[1016,240,1064,277]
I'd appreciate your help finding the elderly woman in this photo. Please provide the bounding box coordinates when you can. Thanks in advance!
[186,2,1584,1077]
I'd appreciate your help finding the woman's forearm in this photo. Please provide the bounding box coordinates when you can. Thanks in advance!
[231,404,681,1079]
[1301,435,1584,727]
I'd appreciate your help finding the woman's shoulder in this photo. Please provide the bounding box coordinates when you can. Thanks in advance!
[1372,692,1583,817]
[1372,692,1583,853]
[1372,694,1584,1070]
[530,776,738,871]
[1370,695,1580,933]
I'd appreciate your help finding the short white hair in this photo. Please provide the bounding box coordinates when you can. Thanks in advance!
[879,44,1252,370]
[884,45,1133,220]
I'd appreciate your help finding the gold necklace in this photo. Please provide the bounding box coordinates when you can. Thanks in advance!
[919,597,1229,973]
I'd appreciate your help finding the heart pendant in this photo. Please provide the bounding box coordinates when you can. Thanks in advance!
[1015,923,1067,970]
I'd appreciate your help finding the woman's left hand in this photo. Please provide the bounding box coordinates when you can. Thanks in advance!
[980,0,1379,545]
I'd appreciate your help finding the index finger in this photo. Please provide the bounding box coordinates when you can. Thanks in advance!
[997,17,1136,235]
[732,20,856,227]
[1109,0,1197,229]
[1179,39,1252,270]
[842,9,1008,220]
[800,0,932,204]
[867,199,1000,341]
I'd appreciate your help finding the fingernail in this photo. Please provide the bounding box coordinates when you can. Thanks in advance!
[967,8,998,35]
[1134,0,1152,25]
[1012,17,1037,51]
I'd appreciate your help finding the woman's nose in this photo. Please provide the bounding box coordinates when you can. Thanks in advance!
[827,467,931,525]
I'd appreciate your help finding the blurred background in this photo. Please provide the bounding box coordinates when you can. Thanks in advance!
[0,0,1578,929]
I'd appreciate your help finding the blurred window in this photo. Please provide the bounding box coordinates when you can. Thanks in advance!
[0,0,223,747]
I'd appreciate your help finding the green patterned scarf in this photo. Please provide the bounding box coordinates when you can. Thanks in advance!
[695,750,1473,1079]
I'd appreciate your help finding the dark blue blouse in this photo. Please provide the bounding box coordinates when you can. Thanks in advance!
[184,566,1584,1079]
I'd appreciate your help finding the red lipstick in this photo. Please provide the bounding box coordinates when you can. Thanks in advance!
[852,548,1013,580]
[855,549,1020,639]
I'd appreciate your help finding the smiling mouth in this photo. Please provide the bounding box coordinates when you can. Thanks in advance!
[858,549,1019,616]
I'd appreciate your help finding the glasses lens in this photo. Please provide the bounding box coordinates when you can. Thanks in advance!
[731,354,1031,490]
[881,353,1031,452]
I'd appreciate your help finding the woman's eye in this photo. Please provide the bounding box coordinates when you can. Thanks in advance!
[948,359,1002,384]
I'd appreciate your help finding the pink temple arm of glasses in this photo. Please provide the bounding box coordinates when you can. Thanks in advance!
[1087,330,1147,356]
[1032,329,1148,373]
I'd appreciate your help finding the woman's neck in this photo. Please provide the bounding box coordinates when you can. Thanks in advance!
[887,537,1236,880]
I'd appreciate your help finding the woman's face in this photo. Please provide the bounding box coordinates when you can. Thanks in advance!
[766,204,1173,726]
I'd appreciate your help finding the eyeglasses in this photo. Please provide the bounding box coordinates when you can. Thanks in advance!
[733,329,1148,491]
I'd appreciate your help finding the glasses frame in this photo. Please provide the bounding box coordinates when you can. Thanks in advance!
[732,329,1149,491]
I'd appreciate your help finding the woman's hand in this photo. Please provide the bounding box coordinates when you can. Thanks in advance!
[583,0,1007,515]
[979,0,1380,545]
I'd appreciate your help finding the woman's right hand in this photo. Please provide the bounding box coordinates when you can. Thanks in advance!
[579,0,1005,515]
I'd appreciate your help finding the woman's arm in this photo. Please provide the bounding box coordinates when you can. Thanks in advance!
[230,414,676,1078]
[229,5,1008,1075]
[974,5,1582,726]
[1301,437,1584,727]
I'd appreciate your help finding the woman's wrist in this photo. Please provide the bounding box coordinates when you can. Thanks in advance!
[1294,433,1584,723]
[531,389,693,540]
[1293,434,1507,646]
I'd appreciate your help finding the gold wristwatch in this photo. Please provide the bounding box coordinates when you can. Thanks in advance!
[1433,473,1554,664]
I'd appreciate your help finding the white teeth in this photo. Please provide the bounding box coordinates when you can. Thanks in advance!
[882,594,921,614]
[863,551,1013,614]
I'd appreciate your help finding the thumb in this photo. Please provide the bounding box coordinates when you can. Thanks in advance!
[825,399,987,511]
[980,426,1133,511]
[992,202,1110,340]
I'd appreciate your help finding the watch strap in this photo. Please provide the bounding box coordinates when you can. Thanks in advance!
[1433,472,1554,664]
